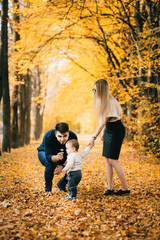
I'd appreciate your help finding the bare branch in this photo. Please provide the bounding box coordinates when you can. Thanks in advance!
[65,53,97,79]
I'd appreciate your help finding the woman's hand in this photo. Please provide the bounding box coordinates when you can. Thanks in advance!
[100,133,104,141]
[87,138,95,148]
[89,123,106,146]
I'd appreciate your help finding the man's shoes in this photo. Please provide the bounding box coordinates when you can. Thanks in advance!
[104,189,114,196]
[114,189,130,196]
[65,196,76,200]
[57,183,67,192]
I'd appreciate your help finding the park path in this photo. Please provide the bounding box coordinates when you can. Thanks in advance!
[0,135,159,239]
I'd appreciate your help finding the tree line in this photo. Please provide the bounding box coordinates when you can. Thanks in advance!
[1,0,159,158]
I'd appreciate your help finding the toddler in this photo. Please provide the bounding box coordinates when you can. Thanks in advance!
[62,139,91,200]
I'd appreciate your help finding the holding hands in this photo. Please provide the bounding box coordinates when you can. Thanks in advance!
[87,122,106,147]
[87,137,96,148]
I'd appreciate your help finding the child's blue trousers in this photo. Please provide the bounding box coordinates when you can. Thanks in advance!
[67,170,82,198]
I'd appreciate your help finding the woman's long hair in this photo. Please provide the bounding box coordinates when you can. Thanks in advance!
[93,79,109,124]
[93,79,122,124]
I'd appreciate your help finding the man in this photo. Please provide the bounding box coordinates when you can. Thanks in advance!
[37,122,77,192]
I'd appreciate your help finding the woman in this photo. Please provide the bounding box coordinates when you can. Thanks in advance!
[88,79,130,196]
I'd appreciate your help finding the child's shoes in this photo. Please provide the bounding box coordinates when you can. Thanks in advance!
[65,195,76,200]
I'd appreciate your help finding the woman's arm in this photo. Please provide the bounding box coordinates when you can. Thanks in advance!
[87,121,106,146]
[100,126,105,141]
[93,122,106,139]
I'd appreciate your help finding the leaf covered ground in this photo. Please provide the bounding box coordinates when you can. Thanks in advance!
[0,135,159,240]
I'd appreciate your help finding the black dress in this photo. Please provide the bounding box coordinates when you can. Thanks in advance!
[102,119,125,160]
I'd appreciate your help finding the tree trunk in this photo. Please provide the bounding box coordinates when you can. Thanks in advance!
[24,69,31,145]
[11,0,20,148]
[0,48,2,102]
[0,45,2,155]
[19,81,25,146]
[146,0,159,103]
[19,71,31,146]
[35,66,43,139]
[11,85,19,148]
[1,0,11,152]
[32,66,44,140]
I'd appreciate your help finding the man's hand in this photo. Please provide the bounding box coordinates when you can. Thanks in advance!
[52,152,64,162]
[57,152,64,160]
[54,165,63,175]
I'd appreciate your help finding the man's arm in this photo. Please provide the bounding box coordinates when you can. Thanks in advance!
[44,132,63,163]
[44,133,55,162]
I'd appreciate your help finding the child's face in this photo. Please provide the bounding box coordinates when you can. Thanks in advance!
[66,143,75,155]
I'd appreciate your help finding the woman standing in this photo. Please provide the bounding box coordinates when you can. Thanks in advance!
[88,79,130,196]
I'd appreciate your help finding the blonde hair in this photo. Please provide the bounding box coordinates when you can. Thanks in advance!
[93,79,122,124]
[66,139,79,151]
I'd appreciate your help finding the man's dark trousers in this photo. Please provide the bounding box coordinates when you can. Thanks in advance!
[38,151,67,192]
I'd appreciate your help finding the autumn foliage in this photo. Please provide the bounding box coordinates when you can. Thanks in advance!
[2,0,157,157]
[0,136,159,239]
[1,1,159,238]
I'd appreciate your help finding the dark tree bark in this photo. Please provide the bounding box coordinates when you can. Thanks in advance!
[0,46,2,156]
[134,0,144,34]
[11,0,32,148]
[1,0,11,152]
[18,71,31,146]
[24,69,31,145]
[11,85,19,148]
[19,81,25,146]
[0,48,2,102]
[34,66,44,140]
[31,66,44,140]
[11,0,20,148]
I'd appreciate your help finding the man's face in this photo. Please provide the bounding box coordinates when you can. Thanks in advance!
[55,131,69,145]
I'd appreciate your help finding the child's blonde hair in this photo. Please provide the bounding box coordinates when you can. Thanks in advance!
[66,139,79,151]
